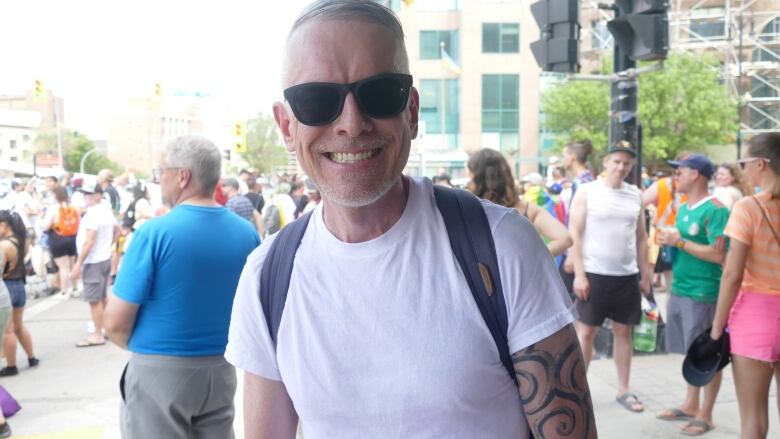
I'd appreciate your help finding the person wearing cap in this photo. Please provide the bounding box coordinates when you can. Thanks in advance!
[655,153,729,435]
[98,169,121,214]
[569,142,651,413]
[711,133,780,439]
[71,180,119,348]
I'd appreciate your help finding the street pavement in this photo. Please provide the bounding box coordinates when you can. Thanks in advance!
[2,292,778,438]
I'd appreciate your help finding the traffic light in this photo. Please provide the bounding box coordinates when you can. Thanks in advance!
[530,0,580,73]
[33,80,46,102]
[607,0,669,61]
[154,82,162,97]
[233,121,247,154]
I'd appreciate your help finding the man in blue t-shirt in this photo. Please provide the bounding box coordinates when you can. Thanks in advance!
[104,135,260,438]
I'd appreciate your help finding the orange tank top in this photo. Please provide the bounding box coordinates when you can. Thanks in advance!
[655,177,687,227]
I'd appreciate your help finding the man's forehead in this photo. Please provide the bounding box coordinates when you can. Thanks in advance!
[284,19,404,86]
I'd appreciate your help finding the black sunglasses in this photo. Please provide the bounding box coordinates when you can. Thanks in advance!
[283,73,413,126]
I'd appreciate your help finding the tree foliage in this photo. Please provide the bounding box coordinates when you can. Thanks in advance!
[34,128,121,175]
[541,52,738,162]
[240,113,289,174]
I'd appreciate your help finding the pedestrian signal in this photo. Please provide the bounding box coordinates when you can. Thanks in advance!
[530,0,580,73]
[607,0,669,61]
[234,121,247,154]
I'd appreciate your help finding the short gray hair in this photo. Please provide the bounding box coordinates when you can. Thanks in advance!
[162,135,221,194]
[282,0,409,83]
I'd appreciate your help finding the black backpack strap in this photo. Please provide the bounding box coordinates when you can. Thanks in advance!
[433,185,517,388]
[259,210,314,346]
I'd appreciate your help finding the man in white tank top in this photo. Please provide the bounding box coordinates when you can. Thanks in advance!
[568,144,651,413]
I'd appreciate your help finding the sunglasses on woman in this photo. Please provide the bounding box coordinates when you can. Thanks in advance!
[737,157,771,169]
[283,73,413,127]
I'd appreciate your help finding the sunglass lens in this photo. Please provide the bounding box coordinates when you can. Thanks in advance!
[292,85,342,126]
[358,77,409,118]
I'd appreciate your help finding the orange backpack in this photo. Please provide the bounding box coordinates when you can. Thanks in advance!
[53,206,80,237]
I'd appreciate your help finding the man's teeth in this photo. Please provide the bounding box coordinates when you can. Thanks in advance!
[329,150,378,163]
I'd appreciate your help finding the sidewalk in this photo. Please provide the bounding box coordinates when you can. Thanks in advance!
[3,294,777,438]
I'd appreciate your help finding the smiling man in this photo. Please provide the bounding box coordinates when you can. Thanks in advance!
[226,1,595,438]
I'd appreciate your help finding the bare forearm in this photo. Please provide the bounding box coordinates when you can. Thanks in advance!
[547,237,573,258]
[77,241,95,265]
[512,324,597,438]
[713,270,743,332]
[680,241,724,265]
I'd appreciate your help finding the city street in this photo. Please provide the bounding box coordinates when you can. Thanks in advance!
[1,292,777,438]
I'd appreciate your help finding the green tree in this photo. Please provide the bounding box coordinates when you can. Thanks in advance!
[541,52,738,162]
[240,113,289,175]
[35,128,120,175]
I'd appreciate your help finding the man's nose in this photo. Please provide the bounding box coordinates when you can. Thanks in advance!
[333,92,372,137]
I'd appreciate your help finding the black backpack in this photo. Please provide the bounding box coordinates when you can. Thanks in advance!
[259,185,518,388]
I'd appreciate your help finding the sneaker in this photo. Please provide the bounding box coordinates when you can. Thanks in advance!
[28,357,39,367]
[0,367,18,377]
[0,421,11,438]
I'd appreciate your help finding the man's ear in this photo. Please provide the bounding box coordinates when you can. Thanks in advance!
[273,102,296,153]
[408,87,420,140]
[179,168,191,190]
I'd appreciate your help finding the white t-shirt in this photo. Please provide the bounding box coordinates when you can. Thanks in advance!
[76,203,116,264]
[713,185,743,210]
[578,180,642,276]
[226,177,576,439]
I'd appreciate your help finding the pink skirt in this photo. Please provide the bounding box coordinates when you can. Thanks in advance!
[728,290,780,362]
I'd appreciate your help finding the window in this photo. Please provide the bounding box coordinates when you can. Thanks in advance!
[420,78,460,148]
[9,140,16,149]
[689,8,726,41]
[482,75,519,153]
[420,30,459,60]
[590,20,612,50]
[482,23,519,53]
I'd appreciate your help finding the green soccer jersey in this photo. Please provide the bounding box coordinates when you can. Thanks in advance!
[671,197,729,303]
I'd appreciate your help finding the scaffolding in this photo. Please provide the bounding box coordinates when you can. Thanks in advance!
[581,0,780,136]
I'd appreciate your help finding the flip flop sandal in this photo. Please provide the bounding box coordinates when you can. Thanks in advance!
[616,393,644,413]
[76,338,106,348]
[657,408,693,421]
[681,419,714,436]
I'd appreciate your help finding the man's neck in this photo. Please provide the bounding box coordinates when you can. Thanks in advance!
[683,184,709,206]
[177,191,220,207]
[569,163,587,178]
[321,177,409,243]
[603,174,624,189]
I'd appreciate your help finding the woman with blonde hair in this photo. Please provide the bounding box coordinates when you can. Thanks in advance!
[711,132,780,438]
[467,148,572,257]
[714,162,753,209]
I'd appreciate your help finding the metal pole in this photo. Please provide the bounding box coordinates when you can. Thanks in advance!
[53,96,63,171]
[736,11,744,159]
[80,148,98,175]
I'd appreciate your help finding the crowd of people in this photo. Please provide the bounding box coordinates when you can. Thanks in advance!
[0,1,778,438]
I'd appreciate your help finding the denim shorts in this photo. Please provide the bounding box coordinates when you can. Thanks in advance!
[5,279,26,309]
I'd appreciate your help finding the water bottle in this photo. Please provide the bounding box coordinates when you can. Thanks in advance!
[633,300,658,353]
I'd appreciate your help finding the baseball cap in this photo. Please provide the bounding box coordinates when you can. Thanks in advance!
[607,141,638,157]
[667,153,715,179]
[522,172,544,186]
[79,179,103,194]
[682,328,731,387]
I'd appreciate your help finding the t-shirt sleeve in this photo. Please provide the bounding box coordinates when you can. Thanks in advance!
[225,235,282,380]
[82,210,99,231]
[706,205,730,246]
[112,226,155,304]
[488,205,577,354]
[724,198,754,246]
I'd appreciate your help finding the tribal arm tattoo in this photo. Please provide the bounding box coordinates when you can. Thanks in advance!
[511,324,597,439]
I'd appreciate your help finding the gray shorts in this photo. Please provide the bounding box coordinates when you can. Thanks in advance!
[83,259,111,303]
[120,353,237,439]
[665,294,717,355]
